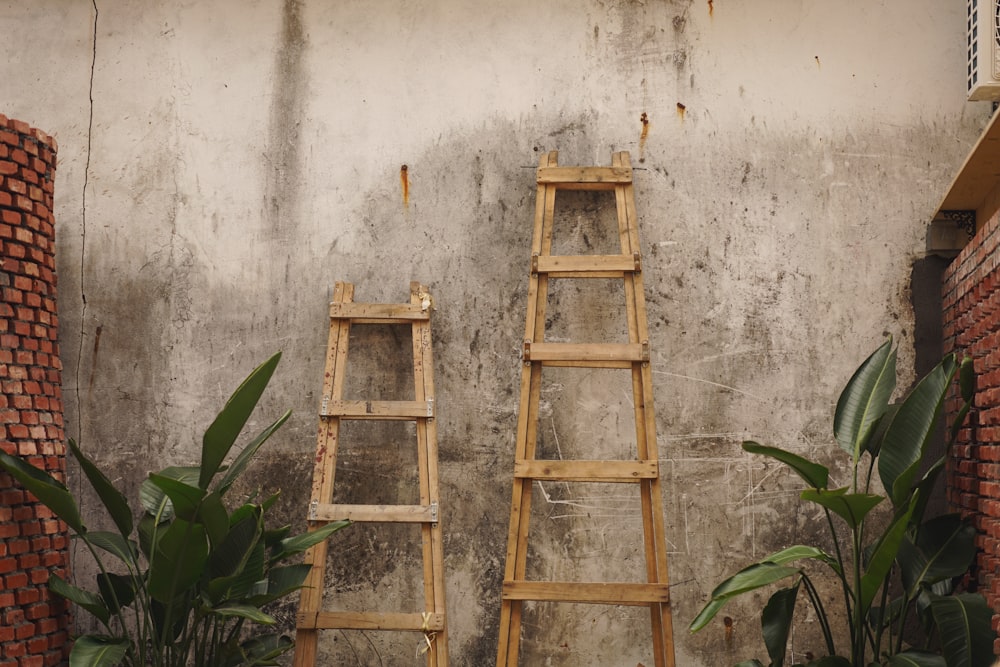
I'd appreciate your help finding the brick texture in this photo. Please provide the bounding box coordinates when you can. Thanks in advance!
[0,115,70,664]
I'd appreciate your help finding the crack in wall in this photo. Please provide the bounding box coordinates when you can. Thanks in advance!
[75,0,98,444]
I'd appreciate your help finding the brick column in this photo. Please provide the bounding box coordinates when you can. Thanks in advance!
[0,115,70,666]
[942,209,1000,652]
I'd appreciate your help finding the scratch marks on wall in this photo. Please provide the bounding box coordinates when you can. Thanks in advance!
[263,0,307,237]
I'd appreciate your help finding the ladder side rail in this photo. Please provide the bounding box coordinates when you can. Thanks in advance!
[294,281,356,667]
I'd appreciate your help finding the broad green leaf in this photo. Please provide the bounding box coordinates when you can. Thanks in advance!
[885,652,945,667]
[85,531,138,566]
[147,518,209,603]
[0,451,85,534]
[200,352,281,490]
[49,572,110,624]
[761,544,839,572]
[139,465,199,518]
[898,514,976,598]
[97,571,136,614]
[930,593,996,667]
[860,496,915,612]
[148,473,206,521]
[214,409,291,497]
[762,583,800,667]
[69,635,130,667]
[231,634,294,667]
[199,491,230,549]
[209,508,263,579]
[208,543,267,604]
[69,439,133,537]
[834,340,896,462]
[878,355,957,507]
[265,563,311,597]
[809,658,852,667]
[272,520,349,562]
[800,487,882,529]
[209,602,276,625]
[743,442,829,489]
[689,563,801,632]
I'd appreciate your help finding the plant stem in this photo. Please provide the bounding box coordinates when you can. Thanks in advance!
[801,573,837,657]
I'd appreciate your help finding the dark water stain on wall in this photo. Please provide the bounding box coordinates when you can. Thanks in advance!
[263,0,307,237]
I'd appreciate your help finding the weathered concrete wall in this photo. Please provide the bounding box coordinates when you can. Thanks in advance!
[1,0,992,664]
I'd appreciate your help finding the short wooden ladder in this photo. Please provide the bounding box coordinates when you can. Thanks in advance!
[293,281,449,666]
[496,151,676,667]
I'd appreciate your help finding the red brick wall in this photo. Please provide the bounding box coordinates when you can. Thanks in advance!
[0,115,70,666]
[943,208,1000,650]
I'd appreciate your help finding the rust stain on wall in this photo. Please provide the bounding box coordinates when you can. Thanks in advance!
[400,164,410,208]
[708,0,714,17]
[676,102,687,122]
[639,112,650,163]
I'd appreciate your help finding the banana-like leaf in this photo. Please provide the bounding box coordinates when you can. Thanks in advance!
[200,352,282,490]
[834,340,896,462]
[930,593,996,667]
[208,543,267,605]
[760,544,839,572]
[148,473,206,522]
[689,562,801,632]
[272,520,349,563]
[0,451,85,534]
[49,572,110,624]
[214,409,291,497]
[897,514,976,598]
[199,490,230,550]
[743,442,829,489]
[68,439,133,537]
[878,355,957,507]
[147,517,209,603]
[209,602,276,625]
[885,651,946,667]
[762,582,800,667]
[209,508,263,579]
[68,635,130,667]
[97,571,137,615]
[139,465,200,518]
[233,634,294,667]
[860,495,915,613]
[85,531,138,567]
[800,487,882,529]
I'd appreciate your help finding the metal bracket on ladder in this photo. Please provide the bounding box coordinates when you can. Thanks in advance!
[293,281,449,666]
[496,151,676,667]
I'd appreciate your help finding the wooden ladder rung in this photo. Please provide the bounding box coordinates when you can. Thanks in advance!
[536,165,632,190]
[297,611,446,632]
[311,502,438,523]
[532,253,640,277]
[522,342,648,364]
[321,399,434,419]
[502,581,670,605]
[329,302,430,322]
[513,460,658,482]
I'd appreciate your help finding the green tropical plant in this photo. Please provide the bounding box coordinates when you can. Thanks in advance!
[0,352,347,667]
[689,340,996,667]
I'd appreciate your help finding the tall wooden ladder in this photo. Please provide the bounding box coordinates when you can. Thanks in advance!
[496,151,675,666]
[294,281,448,666]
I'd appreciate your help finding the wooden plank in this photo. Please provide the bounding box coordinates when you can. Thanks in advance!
[524,342,647,363]
[298,611,446,632]
[329,302,429,321]
[537,166,632,187]
[514,459,658,482]
[312,503,436,523]
[502,581,670,605]
[321,399,433,419]
[532,253,639,275]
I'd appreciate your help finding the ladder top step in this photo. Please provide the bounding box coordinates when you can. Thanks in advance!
[297,610,446,632]
[537,165,632,188]
[321,399,434,419]
[329,302,430,321]
[502,581,670,605]
[310,502,438,523]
